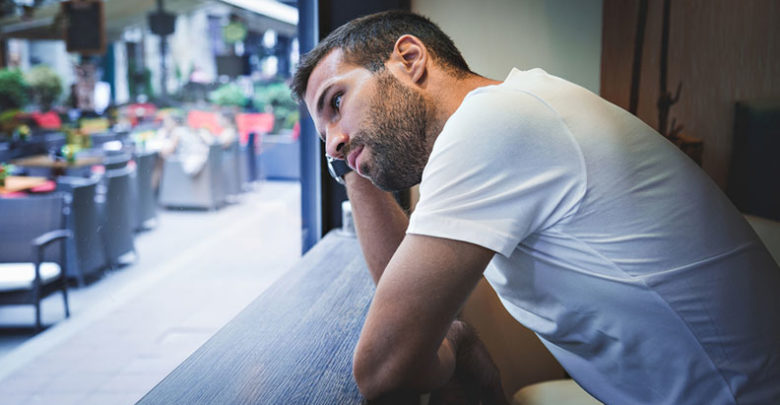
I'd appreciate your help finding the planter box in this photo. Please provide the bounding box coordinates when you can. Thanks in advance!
[259,133,300,181]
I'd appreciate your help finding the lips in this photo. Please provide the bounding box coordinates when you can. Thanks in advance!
[347,145,364,175]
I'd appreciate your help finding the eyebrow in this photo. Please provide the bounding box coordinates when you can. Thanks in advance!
[315,83,334,117]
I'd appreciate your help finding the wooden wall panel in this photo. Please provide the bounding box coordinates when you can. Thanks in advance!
[601,0,780,189]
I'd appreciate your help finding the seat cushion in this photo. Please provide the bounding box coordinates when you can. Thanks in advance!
[0,262,62,291]
[513,379,602,405]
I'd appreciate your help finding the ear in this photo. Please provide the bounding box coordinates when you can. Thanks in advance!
[389,34,428,85]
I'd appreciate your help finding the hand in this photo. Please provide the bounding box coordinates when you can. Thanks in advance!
[364,390,420,405]
[343,169,370,189]
[429,320,509,405]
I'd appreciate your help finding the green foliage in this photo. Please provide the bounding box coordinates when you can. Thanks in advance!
[253,82,299,131]
[283,109,299,130]
[25,65,63,111]
[127,60,153,100]
[0,68,28,111]
[0,109,22,138]
[209,82,246,107]
[223,21,248,44]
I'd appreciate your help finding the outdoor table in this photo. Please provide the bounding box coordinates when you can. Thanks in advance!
[0,175,48,195]
[11,154,103,169]
[137,231,380,404]
[11,154,103,177]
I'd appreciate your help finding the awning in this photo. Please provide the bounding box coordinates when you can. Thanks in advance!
[218,0,298,37]
[0,0,297,42]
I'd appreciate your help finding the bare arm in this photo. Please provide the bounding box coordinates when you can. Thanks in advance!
[343,173,504,402]
[344,172,409,284]
[353,233,495,399]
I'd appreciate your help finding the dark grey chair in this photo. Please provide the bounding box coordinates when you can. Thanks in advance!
[0,141,12,162]
[0,193,72,331]
[133,150,159,230]
[57,175,107,286]
[100,166,137,269]
[238,143,251,190]
[245,131,259,184]
[89,131,121,149]
[103,152,132,171]
[222,141,243,199]
[159,144,226,210]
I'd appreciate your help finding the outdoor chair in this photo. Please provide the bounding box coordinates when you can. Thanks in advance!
[134,150,159,230]
[103,151,132,170]
[235,113,274,186]
[57,175,108,285]
[159,143,226,210]
[38,132,67,156]
[100,165,137,269]
[0,141,11,162]
[89,131,119,149]
[222,140,242,199]
[0,193,72,331]
[244,131,259,184]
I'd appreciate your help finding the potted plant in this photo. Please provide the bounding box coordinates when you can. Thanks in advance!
[25,65,63,112]
[0,68,27,112]
[209,82,247,109]
[253,82,299,134]
[0,163,8,187]
[0,69,28,140]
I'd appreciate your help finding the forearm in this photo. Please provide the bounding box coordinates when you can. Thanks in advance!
[351,235,497,401]
[344,172,409,284]
[355,330,457,400]
[358,320,507,403]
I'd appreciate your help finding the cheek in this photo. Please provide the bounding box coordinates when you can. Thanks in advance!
[345,106,371,135]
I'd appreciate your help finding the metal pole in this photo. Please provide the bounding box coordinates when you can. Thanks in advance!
[298,0,322,253]
[157,0,168,102]
[0,38,7,68]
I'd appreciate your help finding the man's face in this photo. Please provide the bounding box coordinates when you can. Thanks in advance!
[304,49,432,191]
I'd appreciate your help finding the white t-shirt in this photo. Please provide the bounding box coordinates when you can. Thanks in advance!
[408,68,780,404]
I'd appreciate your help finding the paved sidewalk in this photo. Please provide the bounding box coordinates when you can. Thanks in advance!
[0,181,301,405]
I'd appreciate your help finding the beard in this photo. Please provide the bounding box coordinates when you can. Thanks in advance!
[351,71,438,192]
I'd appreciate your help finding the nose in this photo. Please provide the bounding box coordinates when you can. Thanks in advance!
[325,125,349,159]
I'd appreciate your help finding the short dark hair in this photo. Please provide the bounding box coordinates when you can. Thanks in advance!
[290,10,472,101]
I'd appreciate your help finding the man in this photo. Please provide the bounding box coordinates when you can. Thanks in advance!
[292,10,780,404]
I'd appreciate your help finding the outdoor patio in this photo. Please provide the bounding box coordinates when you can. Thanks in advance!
[0,181,301,405]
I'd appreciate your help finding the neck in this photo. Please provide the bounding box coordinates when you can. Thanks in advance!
[424,72,502,146]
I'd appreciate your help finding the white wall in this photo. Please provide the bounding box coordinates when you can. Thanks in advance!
[412,0,603,94]
[27,41,75,85]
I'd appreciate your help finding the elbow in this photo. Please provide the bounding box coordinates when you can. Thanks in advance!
[352,347,403,400]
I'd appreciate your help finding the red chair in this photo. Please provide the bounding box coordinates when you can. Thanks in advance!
[187,110,222,135]
[30,112,62,130]
[236,113,274,145]
[29,180,57,194]
[125,103,158,127]
[292,120,300,140]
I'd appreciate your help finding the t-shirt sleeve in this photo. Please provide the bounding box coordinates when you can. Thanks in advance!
[407,88,586,257]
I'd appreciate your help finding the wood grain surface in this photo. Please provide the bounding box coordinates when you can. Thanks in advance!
[138,231,375,405]
[601,0,780,189]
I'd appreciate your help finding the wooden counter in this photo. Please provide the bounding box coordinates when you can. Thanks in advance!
[138,231,374,404]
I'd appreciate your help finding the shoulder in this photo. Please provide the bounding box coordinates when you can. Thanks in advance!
[452,84,559,126]
[428,83,583,177]
[438,84,573,152]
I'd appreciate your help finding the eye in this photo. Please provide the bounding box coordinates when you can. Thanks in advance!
[330,92,343,112]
